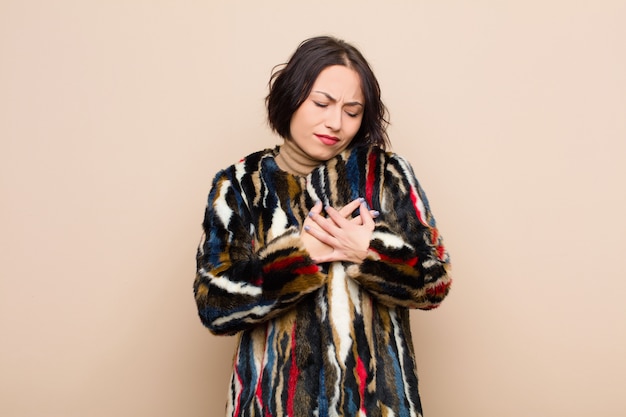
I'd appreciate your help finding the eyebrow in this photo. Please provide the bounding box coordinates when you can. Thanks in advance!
[312,90,364,107]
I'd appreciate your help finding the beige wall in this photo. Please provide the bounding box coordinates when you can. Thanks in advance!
[1,1,625,416]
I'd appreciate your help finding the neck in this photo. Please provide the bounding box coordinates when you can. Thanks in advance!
[275,141,318,176]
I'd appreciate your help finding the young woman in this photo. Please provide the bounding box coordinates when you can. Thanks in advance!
[194,36,451,417]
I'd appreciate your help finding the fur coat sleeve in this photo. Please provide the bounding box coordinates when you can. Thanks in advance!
[194,161,326,336]
[344,150,451,309]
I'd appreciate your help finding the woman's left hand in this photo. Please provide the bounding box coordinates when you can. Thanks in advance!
[304,198,377,264]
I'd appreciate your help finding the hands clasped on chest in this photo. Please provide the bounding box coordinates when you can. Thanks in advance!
[300,197,380,265]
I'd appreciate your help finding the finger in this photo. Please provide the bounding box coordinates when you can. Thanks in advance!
[304,224,335,246]
[324,204,351,227]
[350,216,364,225]
[308,204,334,233]
[359,202,376,228]
[309,201,324,216]
[350,210,379,225]
[312,209,343,237]
[306,201,329,227]
[337,198,365,218]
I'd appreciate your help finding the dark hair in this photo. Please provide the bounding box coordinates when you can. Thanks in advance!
[266,36,390,149]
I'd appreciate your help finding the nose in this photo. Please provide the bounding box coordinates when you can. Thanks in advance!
[324,107,342,132]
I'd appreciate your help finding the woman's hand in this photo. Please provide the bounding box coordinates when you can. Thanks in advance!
[301,198,377,264]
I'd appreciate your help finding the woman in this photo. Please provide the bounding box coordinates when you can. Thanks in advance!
[194,36,451,417]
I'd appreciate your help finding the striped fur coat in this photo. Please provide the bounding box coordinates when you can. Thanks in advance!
[194,145,451,417]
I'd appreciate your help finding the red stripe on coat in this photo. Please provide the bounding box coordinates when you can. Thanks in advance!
[409,186,427,226]
[263,256,307,274]
[357,356,368,414]
[370,248,418,266]
[287,322,300,416]
[426,280,451,297]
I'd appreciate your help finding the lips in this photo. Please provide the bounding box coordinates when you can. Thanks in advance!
[315,134,340,145]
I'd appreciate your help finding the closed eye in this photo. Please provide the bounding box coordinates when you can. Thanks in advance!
[344,106,362,118]
[313,101,328,108]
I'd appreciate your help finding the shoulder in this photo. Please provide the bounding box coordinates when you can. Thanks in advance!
[342,145,411,171]
[211,148,276,183]
[206,148,276,205]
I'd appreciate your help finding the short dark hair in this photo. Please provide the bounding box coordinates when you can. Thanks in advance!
[266,36,390,149]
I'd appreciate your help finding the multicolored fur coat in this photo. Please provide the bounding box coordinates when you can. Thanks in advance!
[194,145,451,417]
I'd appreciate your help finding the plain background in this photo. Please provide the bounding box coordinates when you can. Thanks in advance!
[1,1,625,416]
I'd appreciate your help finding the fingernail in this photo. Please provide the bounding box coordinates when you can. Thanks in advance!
[304,225,310,231]
[308,211,314,218]
[372,210,380,218]
[358,197,365,202]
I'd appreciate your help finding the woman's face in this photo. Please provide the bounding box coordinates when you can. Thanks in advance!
[287,65,364,165]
